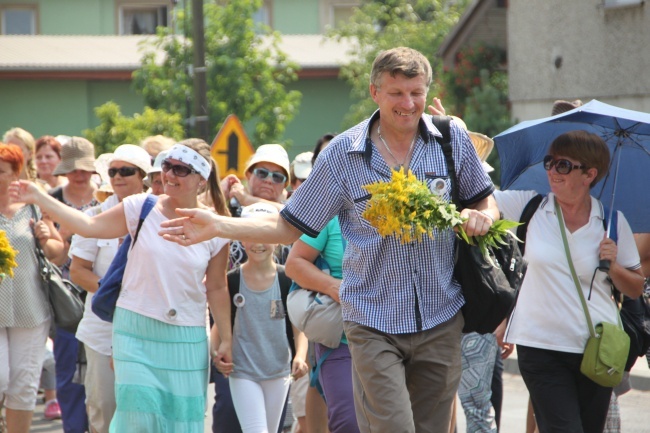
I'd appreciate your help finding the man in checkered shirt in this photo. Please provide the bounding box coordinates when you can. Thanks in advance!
[162,47,499,433]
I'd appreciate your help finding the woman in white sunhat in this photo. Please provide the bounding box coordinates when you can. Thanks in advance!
[50,136,100,433]
[69,144,151,433]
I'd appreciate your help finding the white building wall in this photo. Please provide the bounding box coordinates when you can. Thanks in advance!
[508,0,650,120]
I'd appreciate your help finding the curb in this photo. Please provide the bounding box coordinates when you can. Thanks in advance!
[503,358,650,392]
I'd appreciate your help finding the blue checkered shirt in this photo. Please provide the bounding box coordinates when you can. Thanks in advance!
[281,111,494,334]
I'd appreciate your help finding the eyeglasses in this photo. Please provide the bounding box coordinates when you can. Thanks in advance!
[161,160,199,177]
[108,167,138,178]
[543,155,586,174]
[253,167,287,184]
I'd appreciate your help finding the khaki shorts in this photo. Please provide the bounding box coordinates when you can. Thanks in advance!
[290,373,309,418]
[0,320,50,411]
[84,345,116,433]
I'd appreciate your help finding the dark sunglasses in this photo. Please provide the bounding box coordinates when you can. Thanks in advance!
[161,160,199,177]
[543,155,586,174]
[253,167,287,184]
[108,166,138,178]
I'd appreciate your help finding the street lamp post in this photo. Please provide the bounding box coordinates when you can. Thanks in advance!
[191,0,209,141]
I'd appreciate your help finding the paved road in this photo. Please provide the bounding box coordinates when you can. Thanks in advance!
[28,370,650,432]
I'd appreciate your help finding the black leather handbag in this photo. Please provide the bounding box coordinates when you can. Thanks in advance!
[30,205,85,333]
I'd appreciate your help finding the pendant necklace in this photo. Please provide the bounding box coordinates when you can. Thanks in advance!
[377,124,417,170]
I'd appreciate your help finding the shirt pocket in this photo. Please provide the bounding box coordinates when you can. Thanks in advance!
[352,194,375,230]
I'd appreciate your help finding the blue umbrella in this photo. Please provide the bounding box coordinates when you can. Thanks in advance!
[494,99,650,233]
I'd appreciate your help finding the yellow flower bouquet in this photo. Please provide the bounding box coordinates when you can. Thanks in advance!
[0,230,18,279]
[362,168,520,258]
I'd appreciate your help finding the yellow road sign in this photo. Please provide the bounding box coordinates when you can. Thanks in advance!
[210,115,255,179]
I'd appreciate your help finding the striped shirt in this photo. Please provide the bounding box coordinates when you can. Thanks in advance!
[281,110,494,334]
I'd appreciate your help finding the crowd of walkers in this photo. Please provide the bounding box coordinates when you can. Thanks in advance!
[1,46,649,433]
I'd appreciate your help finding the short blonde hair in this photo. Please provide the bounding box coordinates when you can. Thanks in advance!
[3,127,36,180]
[3,127,35,153]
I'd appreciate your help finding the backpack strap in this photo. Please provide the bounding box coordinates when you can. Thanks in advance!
[276,265,297,358]
[432,115,459,207]
[227,268,241,329]
[516,194,544,255]
[133,195,158,245]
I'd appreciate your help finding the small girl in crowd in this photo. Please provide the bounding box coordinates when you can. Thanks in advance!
[213,203,308,433]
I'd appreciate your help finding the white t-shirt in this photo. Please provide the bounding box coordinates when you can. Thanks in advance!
[116,194,229,327]
[495,191,641,353]
[71,194,121,356]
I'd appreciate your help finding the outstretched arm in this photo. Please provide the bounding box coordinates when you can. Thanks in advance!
[10,180,128,240]
[159,208,303,246]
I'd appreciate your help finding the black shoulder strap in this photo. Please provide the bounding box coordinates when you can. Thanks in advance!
[276,264,292,305]
[516,194,543,255]
[275,264,296,358]
[49,186,64,203]
[227,268,241,328]
[132,195,158,246]
[432,115,459,207]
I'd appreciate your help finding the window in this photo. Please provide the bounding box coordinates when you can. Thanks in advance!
[331,5,356,27]
[602,0,644,7]
[119,5,168,35]
[320,0,360,32]
[253,0,272,27]
[1,6,37,35]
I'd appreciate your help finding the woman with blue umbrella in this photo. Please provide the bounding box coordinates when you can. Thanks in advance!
[494,130,644,433]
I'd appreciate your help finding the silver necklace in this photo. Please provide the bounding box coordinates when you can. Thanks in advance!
[377,124,417,169]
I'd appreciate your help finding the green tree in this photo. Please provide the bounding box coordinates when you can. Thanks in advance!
[133,0,301,146]
[463,70,513,185]
[464,69,511,139]
[328,0,468,127]
[439,43,507,118]
[84,102,184,155]
[439,44,512,186]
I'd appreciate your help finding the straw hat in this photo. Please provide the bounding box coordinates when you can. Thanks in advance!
[450,116,494,162]
[93,153,114,202]
[552,99,583,116]
[53,137,96,175]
